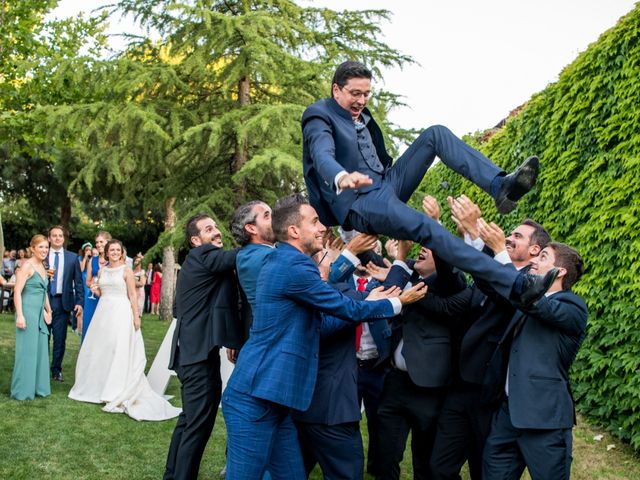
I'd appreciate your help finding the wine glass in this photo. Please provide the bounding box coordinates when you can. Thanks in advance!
[88,278,99,300]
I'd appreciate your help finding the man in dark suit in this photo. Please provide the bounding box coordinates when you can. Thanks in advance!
[428,194,553,480]
[222,195,426,479]
[482,242,587,480]
[47,225,83,382]
[163,213,245,480]
[302,60,557,307]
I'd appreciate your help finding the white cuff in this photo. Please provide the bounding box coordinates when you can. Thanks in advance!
[392,260,412,275]
[341,249,361,266]
[464,232,485,251]
[334,171,348,195]
[389,297,402,315]
[493,250,512,265]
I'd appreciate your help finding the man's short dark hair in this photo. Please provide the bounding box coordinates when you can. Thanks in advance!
[48,225,65,238]
[522,219,551,250]
[331,61,373,94]
[272,194,308,243]
[230,201,264,246]
[548,242,584,290]
[185,213,211,248]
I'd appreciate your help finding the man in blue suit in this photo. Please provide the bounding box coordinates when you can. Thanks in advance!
[482,242,588,480]
[222,195,427,479]
[46,225,83,382]
[302,61,556,307]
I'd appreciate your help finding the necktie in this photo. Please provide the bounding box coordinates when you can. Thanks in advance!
[355,277,368,351]
[51,252,60,295]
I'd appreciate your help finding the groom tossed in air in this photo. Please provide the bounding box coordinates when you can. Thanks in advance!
[302,61,557,306]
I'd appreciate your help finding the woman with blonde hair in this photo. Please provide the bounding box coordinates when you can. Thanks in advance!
[10,234,52,400]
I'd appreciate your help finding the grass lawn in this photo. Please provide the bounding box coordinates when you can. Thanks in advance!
[1,313,639,479]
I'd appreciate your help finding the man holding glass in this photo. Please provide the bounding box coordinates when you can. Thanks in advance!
[47,225,83,382]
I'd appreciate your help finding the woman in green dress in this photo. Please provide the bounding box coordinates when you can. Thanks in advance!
[11,234,52,401]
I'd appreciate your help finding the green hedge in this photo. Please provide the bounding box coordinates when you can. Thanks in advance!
[415,6,640,448]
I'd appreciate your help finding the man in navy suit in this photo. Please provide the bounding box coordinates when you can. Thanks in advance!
[430,196,552,480]
[222,194,427,479]
[302,61,556,307]
[482,242,587,480]
[47,225,83,382]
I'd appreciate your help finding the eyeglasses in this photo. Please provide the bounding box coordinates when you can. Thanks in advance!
[340,87,372,99]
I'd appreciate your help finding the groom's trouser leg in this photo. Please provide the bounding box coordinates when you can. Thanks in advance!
[385,125,503,202]
[49,296,68,376]
[164,348,221,480]
[348,187,518,299]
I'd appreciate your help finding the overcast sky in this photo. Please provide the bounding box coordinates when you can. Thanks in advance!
[53,0,637,136]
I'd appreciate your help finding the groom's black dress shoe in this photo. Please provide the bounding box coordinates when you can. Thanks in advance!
[53,373,64,382]
[510,267,559,307]
[494,156,540,214]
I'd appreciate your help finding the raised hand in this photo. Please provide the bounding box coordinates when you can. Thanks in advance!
[346,233,378,255]
[365,261,390,282]
[422,195,441,221]
[477,218,506,253]
[448,194,482,238]
[399,282,428,305]
[365,285,401,301]
[384,239,398,260]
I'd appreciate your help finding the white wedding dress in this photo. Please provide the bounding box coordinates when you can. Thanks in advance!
[69,265,181,421]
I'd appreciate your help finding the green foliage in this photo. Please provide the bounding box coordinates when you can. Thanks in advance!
[417,6,640,449]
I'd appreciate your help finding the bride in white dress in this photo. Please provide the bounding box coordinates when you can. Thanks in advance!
[69,239,181,421]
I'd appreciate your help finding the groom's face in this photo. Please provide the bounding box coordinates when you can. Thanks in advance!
[48,228,65,250]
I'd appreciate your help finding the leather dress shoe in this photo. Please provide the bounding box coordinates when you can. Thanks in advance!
[494,155,540,214]
[511,267,559,307]
[53,372,64,382]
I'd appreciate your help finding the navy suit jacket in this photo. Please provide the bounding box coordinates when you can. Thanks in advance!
[48,249,83,312]
[292,284,365,425]
[302,97,392,226]
[227,242,395,411]
[328,253,391,365]
[486,290,588,429]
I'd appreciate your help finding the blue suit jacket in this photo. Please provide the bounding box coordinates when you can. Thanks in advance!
[328,253,392,364]
[302,98,392,226]
[227,242,395,411]
[48,249,83,312]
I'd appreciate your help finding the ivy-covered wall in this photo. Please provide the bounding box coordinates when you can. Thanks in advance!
[415,6,640,448]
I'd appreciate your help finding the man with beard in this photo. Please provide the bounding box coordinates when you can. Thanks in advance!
[222,194,427,479]
[164,214,245,480]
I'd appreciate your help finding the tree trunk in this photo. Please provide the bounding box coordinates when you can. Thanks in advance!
[0,210,5,260]
[233,75,251,172]
[61,194,71,245]
[159,196,176,321]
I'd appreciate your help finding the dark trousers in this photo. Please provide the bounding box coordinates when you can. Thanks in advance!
[296,421,364,480]
[430,384,495,480]
[376,369,445,480]
[48,295,69,376]
[164,348,222,480]
[346,125,518,300]
[482,400,573,480]
[357,360,386,476]
[222,386,306,479]
[144,284,152,313]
